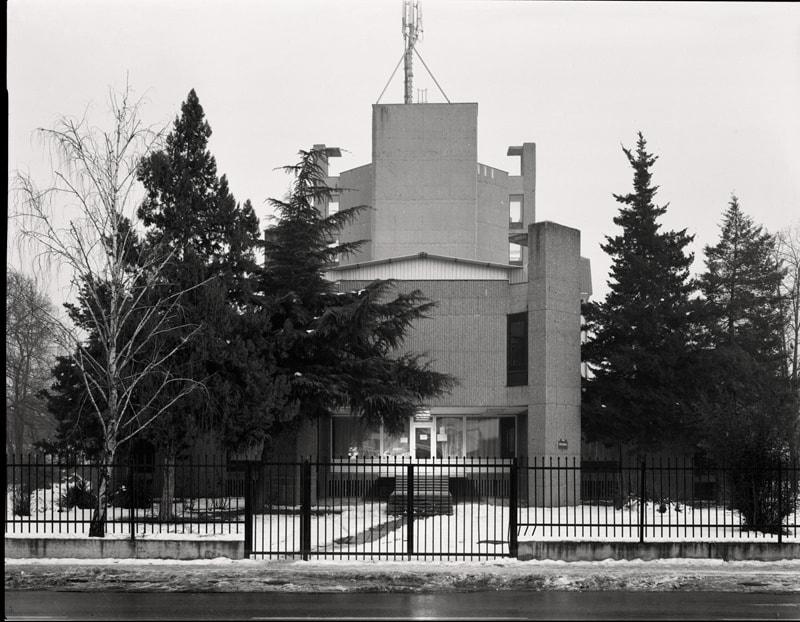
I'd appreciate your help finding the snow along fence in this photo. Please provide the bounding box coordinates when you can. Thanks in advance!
[5,455,799,561]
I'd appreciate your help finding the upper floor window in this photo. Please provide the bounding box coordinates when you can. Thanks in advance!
[507,312,528,386]
[509,195,523,226]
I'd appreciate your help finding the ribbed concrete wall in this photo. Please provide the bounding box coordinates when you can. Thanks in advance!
[337,279,516,408]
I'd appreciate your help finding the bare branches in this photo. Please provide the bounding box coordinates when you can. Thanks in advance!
[10,83,205,464]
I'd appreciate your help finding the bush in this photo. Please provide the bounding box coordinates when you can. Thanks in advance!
[728,459,797,535]
[10,487,31,517]
[60,477,97,510]
[110,477,153,509]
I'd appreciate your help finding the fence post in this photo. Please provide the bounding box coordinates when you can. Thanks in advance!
[244,462,253,557]
[406,463,414,559]
[509,458,519,558]
[128,459,136,542]
[639,459,646,544]
[300,459,312,561]
[777,461,783,545]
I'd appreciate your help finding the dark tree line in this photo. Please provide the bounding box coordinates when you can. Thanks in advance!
[582,132,799,533]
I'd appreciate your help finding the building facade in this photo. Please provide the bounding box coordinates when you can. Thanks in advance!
[279,102,591,494]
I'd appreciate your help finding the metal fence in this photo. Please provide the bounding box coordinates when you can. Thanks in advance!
[5,454,245,539]
[519,457,800,544]
[6,454,799,559]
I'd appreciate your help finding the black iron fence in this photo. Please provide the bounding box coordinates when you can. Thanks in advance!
[5,454,798,559]
[6,454,245,539]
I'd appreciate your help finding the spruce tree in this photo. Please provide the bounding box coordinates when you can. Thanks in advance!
[696,196,797,533]
[700,195,786,371]
[582,132,697,453]
[261,149,456,438]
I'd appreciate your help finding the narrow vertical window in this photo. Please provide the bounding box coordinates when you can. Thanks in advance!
[509,242,522,265]
[509,195,523,225]
[507,312,528,386]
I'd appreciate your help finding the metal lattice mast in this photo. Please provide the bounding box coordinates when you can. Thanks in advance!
[402,0,422,104]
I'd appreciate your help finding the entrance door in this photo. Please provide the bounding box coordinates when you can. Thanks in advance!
[410,422,434,459]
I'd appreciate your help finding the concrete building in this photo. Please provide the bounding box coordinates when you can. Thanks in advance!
[275,101,591,503]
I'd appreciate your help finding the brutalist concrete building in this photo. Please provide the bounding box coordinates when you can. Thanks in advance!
[277,101,591,502]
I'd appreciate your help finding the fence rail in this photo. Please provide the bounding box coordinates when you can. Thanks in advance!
[5,454,798,559]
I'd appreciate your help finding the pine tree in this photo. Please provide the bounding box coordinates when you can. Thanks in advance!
[136,90,288,515]
[696,196,797,533]
[261,149,456,437]
[582,132,698,453]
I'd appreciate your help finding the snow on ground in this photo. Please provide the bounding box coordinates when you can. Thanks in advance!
[5,556,800,593]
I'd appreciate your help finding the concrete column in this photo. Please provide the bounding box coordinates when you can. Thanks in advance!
[526,221,582,506]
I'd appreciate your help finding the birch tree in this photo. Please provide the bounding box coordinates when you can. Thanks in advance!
[12,85,204,536]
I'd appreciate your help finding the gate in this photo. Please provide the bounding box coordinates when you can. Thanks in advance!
[245,459,518,560]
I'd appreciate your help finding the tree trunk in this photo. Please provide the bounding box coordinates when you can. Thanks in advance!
[158,447,177,521]
[89,459,113,537]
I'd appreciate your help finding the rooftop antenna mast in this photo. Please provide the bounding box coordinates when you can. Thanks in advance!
[402,0,423,104]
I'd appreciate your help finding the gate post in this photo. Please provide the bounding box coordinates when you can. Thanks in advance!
[244,462,253,557]
[509,458,519,557]
[639,459,646,544]
[300,459,312,560]
[406,463,414,559]
[777,461,783,545]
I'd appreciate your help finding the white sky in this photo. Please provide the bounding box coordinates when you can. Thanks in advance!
[7,0,800,304]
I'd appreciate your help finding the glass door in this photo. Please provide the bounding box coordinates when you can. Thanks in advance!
[410,422,434,459]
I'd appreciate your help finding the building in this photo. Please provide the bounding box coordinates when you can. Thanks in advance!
[271,100,591,502]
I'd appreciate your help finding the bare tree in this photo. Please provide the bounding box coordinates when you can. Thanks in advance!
[5,270,58,454]
[12,84,205,537]
[777,223,800,390]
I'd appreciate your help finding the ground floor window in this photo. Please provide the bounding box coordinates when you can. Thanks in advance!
[331,414,517,459]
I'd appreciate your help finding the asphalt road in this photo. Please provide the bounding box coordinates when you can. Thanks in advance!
[6,590,800,620]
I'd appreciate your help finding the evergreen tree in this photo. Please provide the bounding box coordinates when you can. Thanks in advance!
[700,195,786,371]
[261,149,456,438]
[136,90,288,515]
[696,196,797,533]
[582,132,698,453]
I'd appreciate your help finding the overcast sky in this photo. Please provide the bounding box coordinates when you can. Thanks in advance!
[7,0,800,304]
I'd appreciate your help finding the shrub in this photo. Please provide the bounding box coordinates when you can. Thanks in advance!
[110,477,153,509]
[728,457,797,535]
[60,477,97,510]
[10,487,31,517]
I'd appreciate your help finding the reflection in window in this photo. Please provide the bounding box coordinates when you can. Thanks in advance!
[331,415,515,459]
[436,417,464,458]
[383,422,411,458]
[332,417,381,458]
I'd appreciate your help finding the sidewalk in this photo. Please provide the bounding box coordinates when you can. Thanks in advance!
[6,557,800,593]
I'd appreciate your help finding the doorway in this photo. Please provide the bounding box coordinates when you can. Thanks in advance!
[410,421,434,459]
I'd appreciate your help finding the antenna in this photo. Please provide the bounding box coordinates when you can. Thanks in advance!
[402,0,423,104]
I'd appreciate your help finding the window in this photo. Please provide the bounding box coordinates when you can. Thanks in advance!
[509,242,522,265]
[332,417,381,458]
[509,195,523,225]
[507,312,528,386]
[331,415,516,458]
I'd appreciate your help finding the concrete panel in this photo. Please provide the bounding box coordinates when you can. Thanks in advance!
[526,222,582,503]
[337,164,374,264]
[517,540,800,562]
[372,104,481,261]
[4,537,245,560]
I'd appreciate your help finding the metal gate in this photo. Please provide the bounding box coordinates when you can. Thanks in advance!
[245,459,519,560]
